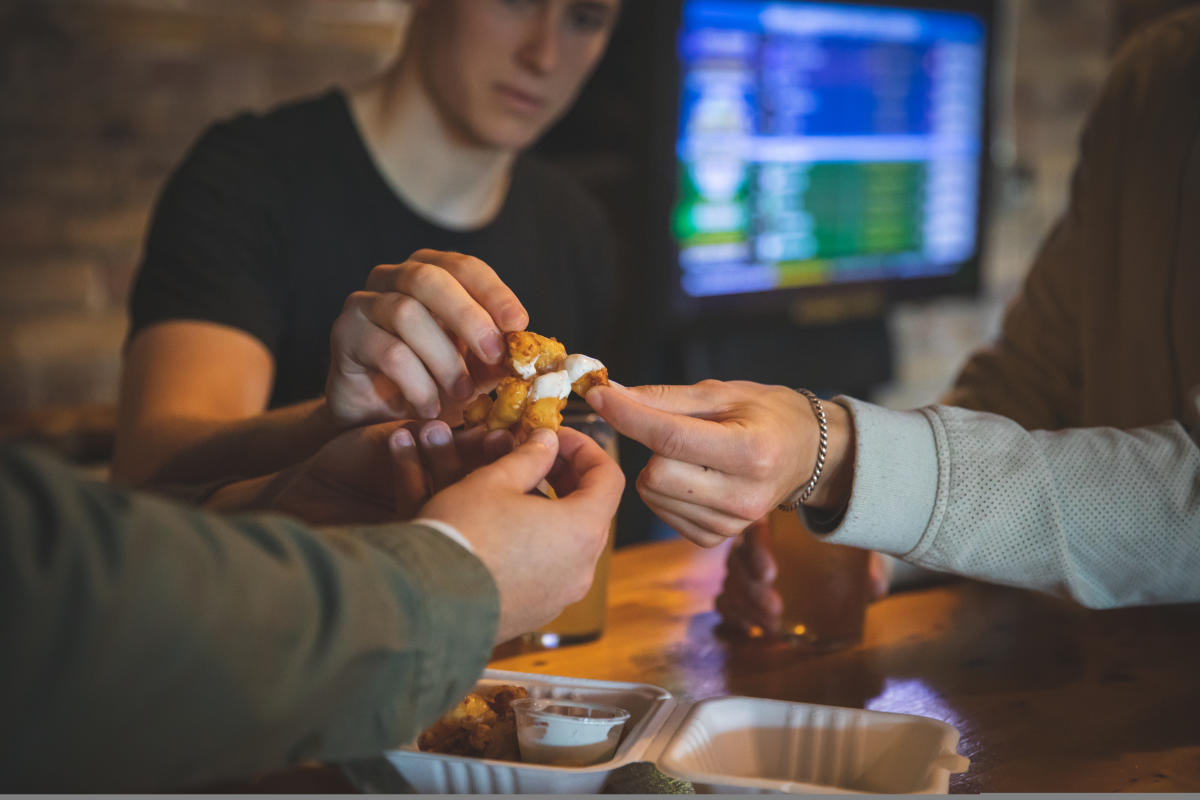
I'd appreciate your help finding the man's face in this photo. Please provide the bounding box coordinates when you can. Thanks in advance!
[412,0,620,150]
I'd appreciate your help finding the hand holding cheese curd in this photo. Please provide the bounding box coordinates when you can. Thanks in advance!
[421,426,625,643]
[327,250,529,427]
[586,380,852,548]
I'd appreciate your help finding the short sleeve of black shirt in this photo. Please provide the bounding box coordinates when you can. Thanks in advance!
[130,114,290,355]
[128,90,618,409]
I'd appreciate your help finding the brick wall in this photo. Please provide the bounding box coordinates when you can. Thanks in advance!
[0,0,408,422]
[0,0,1126,427]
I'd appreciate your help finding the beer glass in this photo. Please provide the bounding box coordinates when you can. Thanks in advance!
[527,410,618,648]
[763,507,870,651]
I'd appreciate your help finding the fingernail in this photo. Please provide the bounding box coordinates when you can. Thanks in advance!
[391,429,414,450]
[453,374,475,401]
[425,423,452,446]
[529,427,556,448]
[481,330,506,362]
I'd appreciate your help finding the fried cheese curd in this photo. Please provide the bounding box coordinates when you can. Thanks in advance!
[417,684,529,761]
[522,370,571,432]
[506,330,566,379]
[462,393,492,426]
[468,331,609,433]
[487,376,530,431]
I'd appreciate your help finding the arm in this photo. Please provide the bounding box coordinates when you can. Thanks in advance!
[589,381,1200,609]
[0,445,497,792]
[2,426,624,792]
[114,119,331,488]
[114,249,529,491]
[811,398,1200,609]
[939,20,1135,427]
[117,110,524,489]
[112,321,338,487]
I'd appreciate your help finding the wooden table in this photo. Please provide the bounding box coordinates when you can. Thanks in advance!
[491,537,1200,793]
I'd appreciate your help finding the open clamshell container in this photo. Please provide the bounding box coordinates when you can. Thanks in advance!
[384,669,969,794]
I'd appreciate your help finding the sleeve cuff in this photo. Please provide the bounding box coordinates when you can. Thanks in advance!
[803,396,939,557]
[410,517,474,554]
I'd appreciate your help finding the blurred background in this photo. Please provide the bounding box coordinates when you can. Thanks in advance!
[0,0,1193,472]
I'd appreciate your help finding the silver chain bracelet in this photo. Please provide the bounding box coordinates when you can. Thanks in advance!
[777,388,827,512]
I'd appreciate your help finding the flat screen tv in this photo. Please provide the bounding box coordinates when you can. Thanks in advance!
[669,0,995,315]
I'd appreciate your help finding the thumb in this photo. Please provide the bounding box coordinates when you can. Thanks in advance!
[590,381,727,417]
[469,427,559,493]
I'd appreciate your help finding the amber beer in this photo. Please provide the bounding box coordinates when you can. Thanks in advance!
[765,507,870,650]
[534,519,616,644]
[532,411,618,646]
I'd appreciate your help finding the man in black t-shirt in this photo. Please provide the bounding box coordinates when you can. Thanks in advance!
[114,0,622,506]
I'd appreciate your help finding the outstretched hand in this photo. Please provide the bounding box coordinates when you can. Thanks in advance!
[587,380,854,547]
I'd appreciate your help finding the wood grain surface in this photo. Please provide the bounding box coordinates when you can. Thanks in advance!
[492,537,1200,793]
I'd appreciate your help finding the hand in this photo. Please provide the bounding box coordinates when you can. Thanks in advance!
[586,380,854,547]
[418,427,625,644]
[325,249,529,427]
[716,520,893,635]
[263,419,515,526]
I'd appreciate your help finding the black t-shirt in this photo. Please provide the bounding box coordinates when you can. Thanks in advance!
[130,89,616,409]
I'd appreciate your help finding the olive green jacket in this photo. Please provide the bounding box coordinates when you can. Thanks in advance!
[0,445,498,792]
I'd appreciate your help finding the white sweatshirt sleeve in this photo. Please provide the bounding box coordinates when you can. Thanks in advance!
[806,396,1200,609]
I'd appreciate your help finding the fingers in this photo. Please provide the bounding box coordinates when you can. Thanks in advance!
[483,429,515,461]
[359,292,476,403]
[587,385,743,473]
[603,380,736,416]
[389,427,429,517]
[867,551,892,601]
[732,522,778,584]
[413,249,529,332]
[551,427,625,506]
[470,427,560,493]
[724,547,783,620]
[366,252,527,366]
[334,296,441,418]
[639,485,751,541]
[716,588,779,635]
[715,591,759,635]
[636,454,773,522]
[650,506,728,548]
[417,421,463,492]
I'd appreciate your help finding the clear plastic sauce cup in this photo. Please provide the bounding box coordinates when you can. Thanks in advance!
[511,698,630,767]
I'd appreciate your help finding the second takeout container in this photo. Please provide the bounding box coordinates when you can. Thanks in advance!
[388,671,969,796]
[384,669,969,794]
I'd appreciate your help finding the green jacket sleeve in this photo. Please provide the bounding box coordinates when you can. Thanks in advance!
[0,446,499,792]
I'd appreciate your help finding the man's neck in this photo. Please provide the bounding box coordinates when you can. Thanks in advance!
[347,63,515,231]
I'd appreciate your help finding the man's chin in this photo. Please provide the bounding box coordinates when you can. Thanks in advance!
[469,115,552,152]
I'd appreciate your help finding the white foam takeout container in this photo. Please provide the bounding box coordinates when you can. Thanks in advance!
[384,669,970,794]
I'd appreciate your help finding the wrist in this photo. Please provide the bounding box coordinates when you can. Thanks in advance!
[803,400,853,511]
[778,395,853,513]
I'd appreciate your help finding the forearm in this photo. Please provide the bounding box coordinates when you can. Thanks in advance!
[812,399,1200,608]
[112,397,339,489]
[1,446,497,791]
